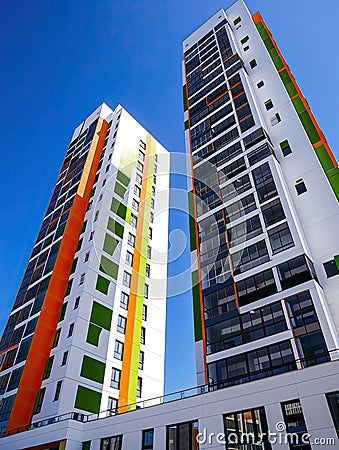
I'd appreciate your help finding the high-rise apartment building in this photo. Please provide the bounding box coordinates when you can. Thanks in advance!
[1,1,339,449]
[0,103,170,434]
[183,0,339,389]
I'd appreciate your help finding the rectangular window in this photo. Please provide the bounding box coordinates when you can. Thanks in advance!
[132,198,139,211]
[61,351,68,366]
[126,251,133,267]
[324,260,339,278]
[257,80,264,89]
[167,421,199,450]
[52,328,61,348]
[136,172,142,184]
[117,315,127,334]
[67,323,74,337]
[295,179,307,195]
[268,222,294,254]
[281,400,311,449]
[137,161,144,172]
[224,407,271,449]
[134,185,141,197]
[74,296,80,309]
[264,99,274,110]
[79,273,85,285]
[53,380,62,402]
[107,396,118,414]
[128,233,135,247]
[120,292,129,310]
[139,351,144,370]
[261,199,285,226]
[142,429,154,450]
[123,271,131,287]
[145,263,150,278]
[130,214,137,228]
[144,284,149,299]
[136,377,142,398]
[110,368,121,390]
[114,340,124,360]
[249,59,257,68]
[140,327,146,345]
[277,255,314,290]
[271,113,281,126]
[142,304,148,321]
[327,392,339,437]
[280,139,292,156]
[34,388,46,415]
[100,435,122,450]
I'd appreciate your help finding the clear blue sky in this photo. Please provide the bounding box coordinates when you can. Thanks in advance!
[0,1,338,394]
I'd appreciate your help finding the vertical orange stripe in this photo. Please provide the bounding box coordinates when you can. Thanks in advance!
[6,118,108,434]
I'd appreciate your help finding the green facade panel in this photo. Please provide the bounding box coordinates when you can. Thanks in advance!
[86,324,102,347]
[103,233,118,256]
[80,355,105,384]
[111,198,127,220]
[183,85,188,112]
[75,385,101,414]
[334,255,339,270]
[90,301,112,330]
[192,270,202,342]
[107,217,124,238]
[117,169,130,187]
[327,167,339,201]
[188,191,197,251]
[279,70,298,97]
[114,182,126,199]
[100,255,119,280]
[95,275,110,295]
[315,145,335,172]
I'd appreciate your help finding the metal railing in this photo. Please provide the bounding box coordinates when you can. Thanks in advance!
[1,350,338,438]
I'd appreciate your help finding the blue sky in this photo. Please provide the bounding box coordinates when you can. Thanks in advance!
[0,0,338,394]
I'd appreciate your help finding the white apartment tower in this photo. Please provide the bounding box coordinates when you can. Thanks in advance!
[0,103,170,434]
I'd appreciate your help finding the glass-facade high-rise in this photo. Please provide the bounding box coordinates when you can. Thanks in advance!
[182,1,339,387]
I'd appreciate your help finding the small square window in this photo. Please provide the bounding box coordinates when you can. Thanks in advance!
[265,99,274,111]
[280,139,292,157]
[271,113,281,126]
[243,45,250,52]
[233,16,241,26]
[240,35,249,44]
[249,59,257,69]
[323,260,339,278]
[257,80,264,89]
[295,180,307,195]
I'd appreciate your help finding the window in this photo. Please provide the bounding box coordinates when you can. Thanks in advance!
[140,327,146,345]
[79,273,85,285]
[240,35,249,44]
[138,151,145,162]
[117,315,126,334]
[268,222,294,254]
[136,172,142,184]
[327,392,339,437]
[264,99,274,110]
[52,329,61,348]
[295,179,307,195]
[137,161,144,172]
[232,240,269,274]
[100,435,122,450]
[233,16,241,25]
[261,199,285,226]
[132,198,139,211]
[110,368,121,390]
[149,211,154,223]
[281,400,311,449]
[144,264,150,280]
[142,429,154,450]
[150,197,155,209]
[142,304,148,321]
[237,269,277,307]
[224,407,271,449]
[277,255,314,290]
[107,396,118,414]
[147,246,152,259]
[139,351,144,370]
[105,165,110,173]
[59,302,67,322]
[134,185,141,197]
[136,377,142,398]
[257,80,264,89]
[148,228,152,240]
[114,340,124,360]
[126,251,133,267]
[128,233,135,247]
[324,260,339,278]
[61,351,68,366]
[243,45,249,51]
[271,113,281,126]
[249,59,257,69]
[89,231,94,240]
[74,296,80,309]
[123,271,131,287]
[84,252,90,262]
[120,292,129,310]
[130,214,137,228]
[53,380,62,402]
[34,388,46,415]
[167,421,199,450]
[144,284,149,299]
[280,139,292,156]
[94,211,99,222]
[67,323,74,337]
